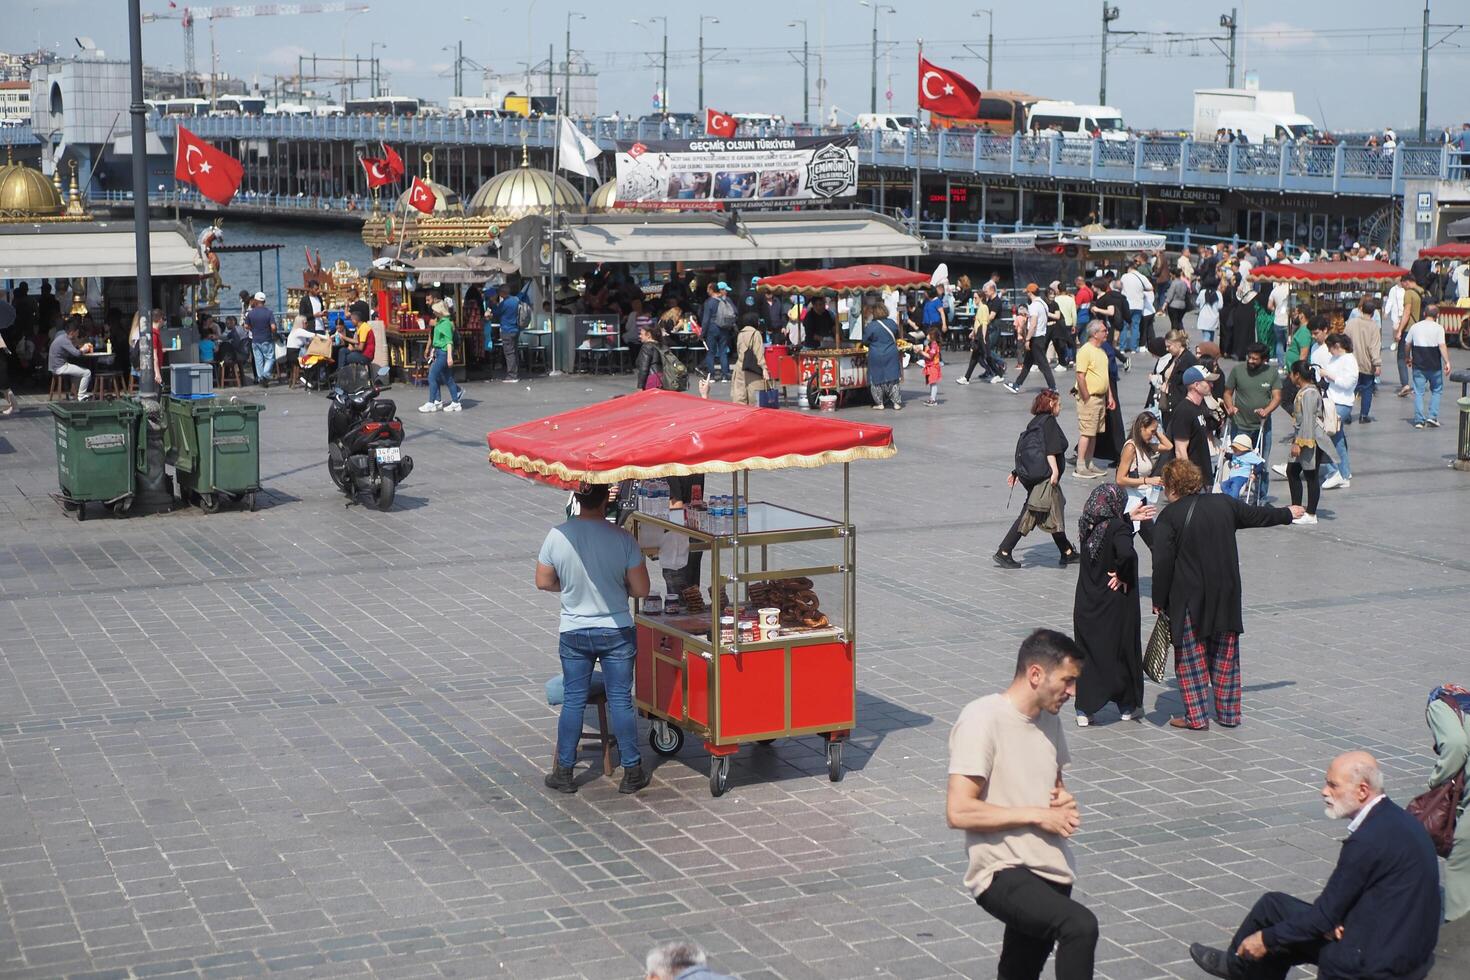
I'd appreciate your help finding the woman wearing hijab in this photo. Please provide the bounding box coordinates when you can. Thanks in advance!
[1072,483,1155,727]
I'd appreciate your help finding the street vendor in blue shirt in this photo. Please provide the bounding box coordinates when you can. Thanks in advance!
[861,300,904,411]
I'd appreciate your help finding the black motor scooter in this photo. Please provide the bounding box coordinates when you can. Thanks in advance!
[326,364,413,510]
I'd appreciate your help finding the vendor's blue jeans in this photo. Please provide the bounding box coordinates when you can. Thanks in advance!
[556,626,641,770]
[252,341,276,382]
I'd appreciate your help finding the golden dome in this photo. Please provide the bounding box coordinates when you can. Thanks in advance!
[394,178,463,217]
[468,161,583,221]
[0,160,65,219]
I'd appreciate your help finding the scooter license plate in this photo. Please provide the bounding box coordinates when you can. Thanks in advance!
[374,447,401,464]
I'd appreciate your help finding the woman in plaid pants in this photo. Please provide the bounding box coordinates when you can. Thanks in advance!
[1150,459,1303,731]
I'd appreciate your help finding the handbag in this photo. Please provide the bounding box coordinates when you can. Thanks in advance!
[304,334,333,361]
[1143,614,1171,684]
[1407,691,1467,858]
[1145,498,1197,685]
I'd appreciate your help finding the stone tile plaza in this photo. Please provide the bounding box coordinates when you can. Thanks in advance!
[1,365,1467,979]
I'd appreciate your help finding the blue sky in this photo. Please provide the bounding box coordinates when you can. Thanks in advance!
[14,1,1470,132]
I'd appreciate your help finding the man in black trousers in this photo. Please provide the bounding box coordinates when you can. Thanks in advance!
[1189,751,1439,980]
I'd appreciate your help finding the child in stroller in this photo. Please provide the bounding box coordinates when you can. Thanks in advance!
[1217,432,1266,504]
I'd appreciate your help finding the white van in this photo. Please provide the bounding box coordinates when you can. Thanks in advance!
[1214,110,1318,144]
[1025,101,1128,141]
[857,113,922,133]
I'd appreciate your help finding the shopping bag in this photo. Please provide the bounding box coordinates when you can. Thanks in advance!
[305,334,333,361]
[1143,613,1171,684]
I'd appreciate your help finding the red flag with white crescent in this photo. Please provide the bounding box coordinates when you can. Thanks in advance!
[916,56,981,118]
[173,125,244,206]
[705,108,737,138]
[382,143,405,179]
[406,176,437,214]
[359,155,395,189]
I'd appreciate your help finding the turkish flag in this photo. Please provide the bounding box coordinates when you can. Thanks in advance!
[382,143,405,179]
[627,142,647,159]
[705,108,737,138]
[917,56,981,118]
[360,156,395,189]
[406,176,437,214]
[173,125,244,206]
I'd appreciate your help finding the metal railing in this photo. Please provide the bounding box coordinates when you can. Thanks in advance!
[90,188,362,214]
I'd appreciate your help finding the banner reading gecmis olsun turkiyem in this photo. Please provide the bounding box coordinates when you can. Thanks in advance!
[613,135,858,211]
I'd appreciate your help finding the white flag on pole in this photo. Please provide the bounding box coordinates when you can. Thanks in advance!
[557,117,601,178]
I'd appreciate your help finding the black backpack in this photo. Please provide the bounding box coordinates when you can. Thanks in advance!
[1014,417,1051,482]
[659,347,689,390]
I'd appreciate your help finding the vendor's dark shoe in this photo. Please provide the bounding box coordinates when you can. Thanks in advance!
[1059,549,1081,566]
[618,763,653,794]
[1189,942,1236,979]
[543,763,577,794]
[992,550,1021,569]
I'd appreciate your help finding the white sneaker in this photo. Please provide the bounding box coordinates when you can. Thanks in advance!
[988,375,1005,384]
[417,401,441,413]
[955,377,970,385]
[1075,713,1090,728]
[1320,473,1345,490]
[1271,463,1288,477]
[1072,468,1102,480]
[1118,709,1140,721]
[444,398,463,412]
[1292,513,1318,525]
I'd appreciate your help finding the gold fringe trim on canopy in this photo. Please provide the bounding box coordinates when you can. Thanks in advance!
[756,284,932,298]
[487,443,897,487]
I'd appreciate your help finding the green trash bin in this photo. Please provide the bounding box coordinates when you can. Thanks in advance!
[163,396,264,513]
[48,399,145,520]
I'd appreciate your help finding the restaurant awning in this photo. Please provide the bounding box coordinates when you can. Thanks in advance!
[756,264,931,297]
[557,210,926,264]
[1250,260,1409,284]
[487,389,896,489]
[1419,242,1470,259]
[0,221,204,279]
[389,254,520,285]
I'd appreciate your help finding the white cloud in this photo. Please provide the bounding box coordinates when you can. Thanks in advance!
[1252,23,1322,51]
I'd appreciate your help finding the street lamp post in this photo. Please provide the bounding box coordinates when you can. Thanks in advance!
[650,16,668,115]
[339,8,366,106]
[565,11,585,116]
[859,2,896,115]
[698,15,719,115]
[973,9,994,89]
[1100,3,1120,105]
[787,20,809,124]
[369,41,385,97]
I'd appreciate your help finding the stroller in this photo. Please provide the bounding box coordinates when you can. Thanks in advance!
[1216,433,1266,505]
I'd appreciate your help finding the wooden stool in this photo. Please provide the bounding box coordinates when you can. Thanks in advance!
[92,373,123,399]
[48,372,78,401]
[581,689,616,775]
[217,361,242,388]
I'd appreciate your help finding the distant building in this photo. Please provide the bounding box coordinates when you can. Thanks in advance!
[0,80,30,123]
[29,58,171,195]
[0,50,58,83]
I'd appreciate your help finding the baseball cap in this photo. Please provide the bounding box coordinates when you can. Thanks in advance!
[1024,282,1039,293]
[716,280,731,291]
[1230,433,1254,452]
[252,291,266,302]
[1182,365,1217,385]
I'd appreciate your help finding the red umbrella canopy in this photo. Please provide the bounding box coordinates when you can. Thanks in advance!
[1250,260,1410,284]
[487,389,896,489]
[756,264,933,297]
[1420,243,1470,259]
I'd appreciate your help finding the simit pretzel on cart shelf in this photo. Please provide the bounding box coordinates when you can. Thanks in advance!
[487,389,896,797]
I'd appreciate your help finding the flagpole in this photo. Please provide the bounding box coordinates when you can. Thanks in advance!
[547,97,563,376]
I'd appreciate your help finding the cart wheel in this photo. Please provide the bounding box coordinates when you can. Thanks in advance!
[1459,318,1470,350]
[709,755,730,797]
[75,501,87,521]
[245,492,257,513]
[199,493,220,514]
[649,722,684,757]
[61,498,79,513]
[826,739,844,782]
[110,496,133,517]
[756,739,776,746]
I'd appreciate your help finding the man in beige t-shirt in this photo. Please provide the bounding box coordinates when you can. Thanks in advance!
[946,629,1097,980]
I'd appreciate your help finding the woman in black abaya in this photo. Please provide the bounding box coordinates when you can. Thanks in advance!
[1072,483,1154,727]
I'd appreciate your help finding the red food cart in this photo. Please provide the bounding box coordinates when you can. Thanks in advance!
[1418,243,1470,348]
[1250,260,1411,331]
[486,389,896,796]
[758,264,933,409]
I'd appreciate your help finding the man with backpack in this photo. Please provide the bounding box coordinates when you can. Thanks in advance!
[493,281,530,383]
[700,281,736,382]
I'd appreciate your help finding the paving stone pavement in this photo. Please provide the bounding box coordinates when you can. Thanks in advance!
[0,362,1466,980]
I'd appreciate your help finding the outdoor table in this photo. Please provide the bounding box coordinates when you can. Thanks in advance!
[487,389,896,796]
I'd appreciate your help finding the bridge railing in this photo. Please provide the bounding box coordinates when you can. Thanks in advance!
[136,116,1460,197]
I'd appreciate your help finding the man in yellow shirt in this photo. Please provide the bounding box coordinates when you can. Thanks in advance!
[1073,322,1114,479]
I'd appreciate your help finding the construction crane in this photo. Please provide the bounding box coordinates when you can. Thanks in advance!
[142,3,370,100]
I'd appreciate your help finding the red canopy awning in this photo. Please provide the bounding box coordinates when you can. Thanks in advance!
[487,389,897,489]
[1249,260,1409,285]
[1420,243,1470,259]
[757,264,932,297]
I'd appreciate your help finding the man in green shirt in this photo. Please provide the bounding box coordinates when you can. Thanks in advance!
[1224,343,1282,495]
[419,300,464,412]
[1283,310,1312,369]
